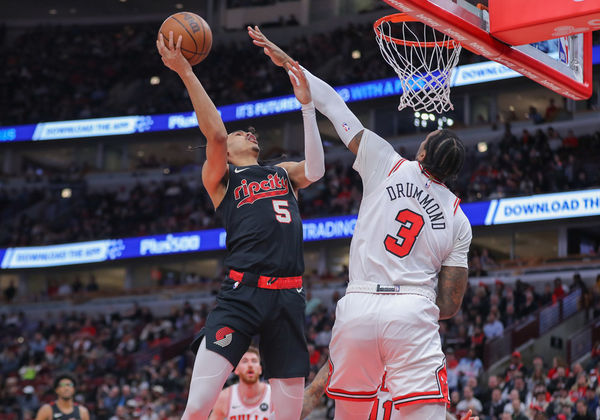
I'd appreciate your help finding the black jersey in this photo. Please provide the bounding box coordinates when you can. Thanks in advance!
[217,164,304,276]
[50,402,81,420]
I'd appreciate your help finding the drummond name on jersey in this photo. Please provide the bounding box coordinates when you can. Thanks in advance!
[386,182,446,229]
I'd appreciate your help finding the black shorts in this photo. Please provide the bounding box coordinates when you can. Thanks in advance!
[191,278,309,379]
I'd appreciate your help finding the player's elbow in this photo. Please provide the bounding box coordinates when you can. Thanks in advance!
[305,167,324,182]
[304,161,325,182]
[438,304,461,320]
[437,295,464,320]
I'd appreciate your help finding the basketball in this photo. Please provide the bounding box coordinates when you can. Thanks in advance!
[158,12,212,66]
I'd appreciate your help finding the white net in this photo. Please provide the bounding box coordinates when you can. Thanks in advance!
[375,15,462,113]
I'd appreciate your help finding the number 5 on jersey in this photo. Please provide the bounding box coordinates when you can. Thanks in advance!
[384,209,424,258]
[272,200,291,224]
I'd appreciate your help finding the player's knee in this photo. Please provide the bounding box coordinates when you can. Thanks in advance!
[182,401,210,420]
[270,377,304,399]
[270,378,304,419]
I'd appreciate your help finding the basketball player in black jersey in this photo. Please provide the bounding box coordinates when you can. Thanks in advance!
[157,31,324,420]
[34,374,90,420]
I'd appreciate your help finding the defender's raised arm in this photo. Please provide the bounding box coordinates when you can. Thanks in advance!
[249,25,365,155]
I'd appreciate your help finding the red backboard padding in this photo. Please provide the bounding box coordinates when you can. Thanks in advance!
[382,0,593,100]
[490,0,600,45]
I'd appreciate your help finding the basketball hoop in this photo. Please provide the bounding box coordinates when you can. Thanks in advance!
[374,13,462,113]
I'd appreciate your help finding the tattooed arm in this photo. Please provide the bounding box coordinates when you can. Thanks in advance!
[301,363,329,418]
[436,266,468,320]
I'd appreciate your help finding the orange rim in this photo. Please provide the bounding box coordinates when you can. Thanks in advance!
[373,13,460,49]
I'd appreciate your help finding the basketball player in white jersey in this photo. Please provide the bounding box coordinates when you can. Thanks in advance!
[302,364,478,420]
[209,347,272,420]
[249,27,472,420]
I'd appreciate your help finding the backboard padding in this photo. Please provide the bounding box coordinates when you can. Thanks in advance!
[381,0,593,100]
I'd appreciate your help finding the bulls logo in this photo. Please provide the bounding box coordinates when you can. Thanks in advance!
[214,327,234,347]
[437,364,449,403]
[233,172,289,208]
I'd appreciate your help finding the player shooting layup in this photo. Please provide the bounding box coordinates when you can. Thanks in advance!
[157,31,325,420]
[249,26,472,420]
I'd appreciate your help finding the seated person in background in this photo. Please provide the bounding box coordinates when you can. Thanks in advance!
[563,130,578,149]
[483,313,504,340]
[545,98,559,122]
[528,106,544,124]
[456,386,483,417]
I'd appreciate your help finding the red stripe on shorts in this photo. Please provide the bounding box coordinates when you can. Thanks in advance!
[325,359,378,401]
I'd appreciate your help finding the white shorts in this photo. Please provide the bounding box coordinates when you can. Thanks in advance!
[325,292,449,409]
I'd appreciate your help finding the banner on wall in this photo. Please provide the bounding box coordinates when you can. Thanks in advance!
[5,50,600,143]
[1,190,598,269]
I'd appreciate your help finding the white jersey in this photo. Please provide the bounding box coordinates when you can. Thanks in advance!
[349,130,472,295]
[227,383,272,420]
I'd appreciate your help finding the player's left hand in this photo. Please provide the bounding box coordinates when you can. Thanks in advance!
[286,60,311,105]
[156,31,192,75]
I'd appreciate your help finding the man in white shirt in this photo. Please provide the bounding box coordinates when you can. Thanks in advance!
[483,313,504,339]
[456,386,483,416]
[209,348,272,420]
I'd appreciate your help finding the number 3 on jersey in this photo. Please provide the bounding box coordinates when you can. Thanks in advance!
[272,200,291,223]
[384,209,424,258]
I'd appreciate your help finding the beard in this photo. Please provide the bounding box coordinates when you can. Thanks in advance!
[239,373,260,385]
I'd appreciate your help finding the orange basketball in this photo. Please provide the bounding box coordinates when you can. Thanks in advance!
[158,12,212,66]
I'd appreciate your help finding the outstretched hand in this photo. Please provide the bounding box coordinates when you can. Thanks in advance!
[156,31,192,75]
[247,25,292,68]
[286,60,311,105]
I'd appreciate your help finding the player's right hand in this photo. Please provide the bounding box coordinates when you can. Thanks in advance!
[156,31,191,74]
[247,25,291,68]
[286,60,311,105]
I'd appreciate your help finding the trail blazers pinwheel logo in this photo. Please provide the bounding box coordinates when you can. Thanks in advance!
[214,327,234,347]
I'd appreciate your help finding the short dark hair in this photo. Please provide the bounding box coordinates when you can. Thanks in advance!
[53,373,76,390]
[421,129,465,181]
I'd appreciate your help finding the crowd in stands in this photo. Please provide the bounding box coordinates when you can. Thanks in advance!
[0,299,209,420]
[0,271,597,419]
[456,125,600,202]
[2,125,599,249]
[0,17,487,126]
[448,352,600,420]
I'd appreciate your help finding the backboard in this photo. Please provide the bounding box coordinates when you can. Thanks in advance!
[381,0,595,100]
